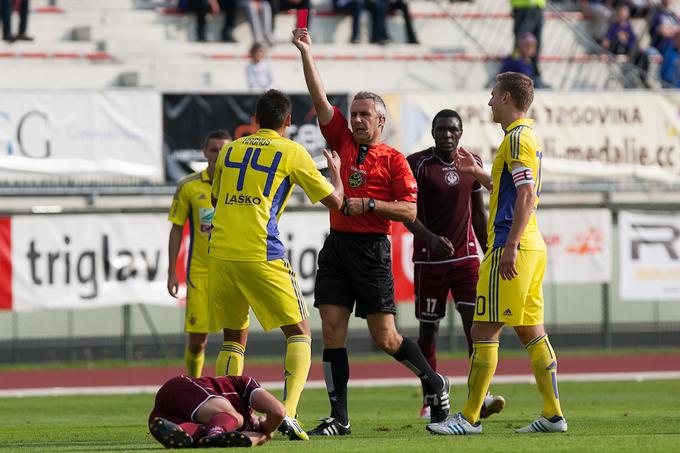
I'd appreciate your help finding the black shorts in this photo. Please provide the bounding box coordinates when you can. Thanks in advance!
[314,230,395,319]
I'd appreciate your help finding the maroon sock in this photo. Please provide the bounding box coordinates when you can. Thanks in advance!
[179,422,204,442]
[417,338,437,399]
[204,413,240,437]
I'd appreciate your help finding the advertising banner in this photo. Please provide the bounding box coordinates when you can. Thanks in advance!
[0,91,163,182]
[162,93,348,183]
[619,210,680,301]
[386,92,680,181]
[538,209,612,283]
[6,214,173,312]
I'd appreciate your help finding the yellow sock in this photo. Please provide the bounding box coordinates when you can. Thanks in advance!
[184,346,205,378]
[215,341,245,376]
[461,341,499,424]
[283,335,312,418]
[526,335,563,418]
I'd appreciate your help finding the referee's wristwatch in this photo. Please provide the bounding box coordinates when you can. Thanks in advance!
[367,198,376,212]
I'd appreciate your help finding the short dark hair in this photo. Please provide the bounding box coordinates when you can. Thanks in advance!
[256,89,292,130]
[203,129,232,150]
[431,109,463,130]
[249,42,265,58]
[496,72,534,112]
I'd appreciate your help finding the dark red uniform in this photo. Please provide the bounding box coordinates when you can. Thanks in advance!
[406,147,483,321]
[149,375,261,428]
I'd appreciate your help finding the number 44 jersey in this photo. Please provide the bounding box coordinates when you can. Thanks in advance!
[210,128,334,262]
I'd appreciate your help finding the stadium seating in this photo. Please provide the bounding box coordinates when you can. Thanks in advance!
[0,0,661,91]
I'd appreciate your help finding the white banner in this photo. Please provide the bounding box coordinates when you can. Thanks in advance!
[0,91,163,182]
[619,211,680,301]
[537,209,612,283]
[384,91,680,181]
[10,214,173,312]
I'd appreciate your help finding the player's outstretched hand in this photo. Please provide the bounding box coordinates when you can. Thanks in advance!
[167,273,179,298]
[455,147,479,176]
[323,148,341,175]
[292,28,311,52]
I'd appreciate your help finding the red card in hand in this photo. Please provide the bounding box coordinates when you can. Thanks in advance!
[296,9,309,28]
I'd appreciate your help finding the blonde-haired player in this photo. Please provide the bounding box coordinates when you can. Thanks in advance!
[427,72,567,435]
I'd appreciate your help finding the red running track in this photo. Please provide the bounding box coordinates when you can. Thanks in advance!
[1,354,679,390]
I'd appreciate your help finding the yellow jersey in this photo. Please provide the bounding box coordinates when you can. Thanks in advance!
[210,128,334,262]
[168,169,215,276]
[487,118,545,251]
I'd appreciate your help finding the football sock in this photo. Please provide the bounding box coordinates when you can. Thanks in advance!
[283,334,312,418]
[526,334,564,419]
[204,412,239,437]
[392,337,442,394]
[417,337,437,398]
[215,341,245,376]
[323,348,349,425]
[461,341,499,424]
[179,422,204,442]
[184,346,205,378]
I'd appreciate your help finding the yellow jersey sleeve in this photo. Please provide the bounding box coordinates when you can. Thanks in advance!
[289,144,334,204]
[168,181,190,226]
[212,149,224,202]
[505,126,538,170]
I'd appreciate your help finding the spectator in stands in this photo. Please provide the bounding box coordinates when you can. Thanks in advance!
[580,0,614,44]
[246,42,274,91]
[183,0,238,42]
[647,0,680,55]
[333,0,389,44]
[388,0,419,44]
[241,0,280,45]
[660,30,680,87]
[1,0,32,42]
[510,0,544,84]
[498,32,546,88]
[602,3,650,86]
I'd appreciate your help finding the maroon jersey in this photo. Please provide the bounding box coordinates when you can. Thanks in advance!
[150,375,261,427]
[407,147,482,263]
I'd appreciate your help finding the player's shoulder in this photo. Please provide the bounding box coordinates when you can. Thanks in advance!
[176,171,202,192]
[406,148,432,163]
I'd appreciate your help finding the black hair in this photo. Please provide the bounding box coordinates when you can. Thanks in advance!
[256,89,292,130]
[203,129,232,150]
[431,109,463,130]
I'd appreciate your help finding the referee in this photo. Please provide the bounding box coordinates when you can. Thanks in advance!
[293,28,450,436]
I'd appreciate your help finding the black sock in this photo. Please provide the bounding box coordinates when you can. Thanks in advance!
[322,348,349,425]
[392,337,442,394]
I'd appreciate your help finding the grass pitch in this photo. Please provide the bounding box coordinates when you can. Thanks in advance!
[1,380,679,453]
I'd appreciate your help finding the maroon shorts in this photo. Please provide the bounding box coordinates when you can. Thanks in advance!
[148,375,224,425]
[414,257,480,322]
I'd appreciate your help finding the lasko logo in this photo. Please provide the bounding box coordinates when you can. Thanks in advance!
[224,193,262,206]
[25,235,161,300]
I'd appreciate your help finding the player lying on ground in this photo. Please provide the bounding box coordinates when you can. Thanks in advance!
[148,374,285,448]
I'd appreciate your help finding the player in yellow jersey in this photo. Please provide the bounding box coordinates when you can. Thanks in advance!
[167,130,232,379]
[427,72,567,435]
[208,89,344,441]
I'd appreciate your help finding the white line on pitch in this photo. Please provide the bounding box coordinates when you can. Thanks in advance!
[0,370,678,398]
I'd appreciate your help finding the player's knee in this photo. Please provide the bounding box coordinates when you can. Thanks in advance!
[371,331,400,354]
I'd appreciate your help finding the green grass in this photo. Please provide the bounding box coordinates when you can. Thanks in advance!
[1,380,679,452]
[1,346,679,372]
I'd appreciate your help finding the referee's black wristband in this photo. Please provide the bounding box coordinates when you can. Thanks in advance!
[367,198,376,212]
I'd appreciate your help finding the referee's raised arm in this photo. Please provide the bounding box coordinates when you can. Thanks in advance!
[292,28,334,126]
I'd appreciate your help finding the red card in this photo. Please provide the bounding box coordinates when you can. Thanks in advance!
[296,9,309,28]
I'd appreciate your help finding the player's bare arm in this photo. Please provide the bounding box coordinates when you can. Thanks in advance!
[499,162,536,280]
[292,28,334,125]
[404,219,455,257]
[167,223,184,297]
[320,148,344,210]
[250,389,286,438]
[344,198,416,222]
[455,148,492,191]
[470,190,489,255]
